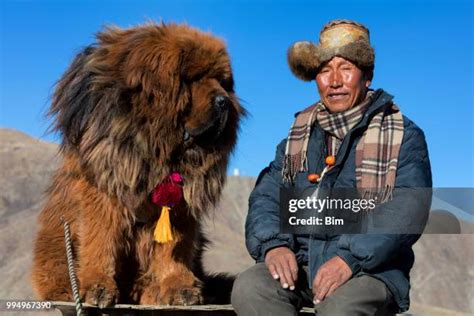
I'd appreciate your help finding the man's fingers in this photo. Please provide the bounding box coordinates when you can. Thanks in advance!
[280,260,295,289]
[325,282,340,298]
[315,279,332,303]
[264,248,300,290]
[312,271,325,300]
[267,263,279,280]
[287,256,299,282]
[275,262,290,289]
[312,271,323,296]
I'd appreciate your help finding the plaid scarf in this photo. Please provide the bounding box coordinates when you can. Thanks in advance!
[283,91,404,204]
[318,91,374,156]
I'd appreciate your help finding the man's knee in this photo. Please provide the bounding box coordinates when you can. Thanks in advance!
[314,276,396,316]
[232,263,307,315]
[231,263,275,306]
[315,296,355,316]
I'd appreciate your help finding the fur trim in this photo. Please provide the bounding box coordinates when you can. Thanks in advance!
[287,41,319,81]
[318,39,374,70]
[287,40,374,81]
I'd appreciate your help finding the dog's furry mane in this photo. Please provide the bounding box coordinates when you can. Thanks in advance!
[48,22,244,216]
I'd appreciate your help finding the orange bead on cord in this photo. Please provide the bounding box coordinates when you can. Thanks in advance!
[308,156,335,184]
[325,155,336,166]
[307,173,320,183]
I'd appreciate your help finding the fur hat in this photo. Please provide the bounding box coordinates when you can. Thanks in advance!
[287,19,375,81]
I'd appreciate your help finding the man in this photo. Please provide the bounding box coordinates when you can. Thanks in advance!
[231,20,432,315]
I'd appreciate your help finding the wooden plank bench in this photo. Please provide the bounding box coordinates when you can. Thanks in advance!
[52,302,414,316]
[51,302,315,316]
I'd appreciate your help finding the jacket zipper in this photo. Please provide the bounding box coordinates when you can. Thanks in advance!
[307,91,391,289]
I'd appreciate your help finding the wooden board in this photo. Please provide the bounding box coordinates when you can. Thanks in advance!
[51,302,315,315]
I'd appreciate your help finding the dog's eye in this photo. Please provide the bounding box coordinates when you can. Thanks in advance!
[219,77,234,92]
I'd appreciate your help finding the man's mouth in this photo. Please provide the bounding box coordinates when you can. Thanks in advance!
[327,92,349,101]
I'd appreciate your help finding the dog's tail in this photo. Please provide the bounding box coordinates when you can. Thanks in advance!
[201,272,236,304]
[194,231,236,304]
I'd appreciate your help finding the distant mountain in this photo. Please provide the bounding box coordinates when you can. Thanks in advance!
[0,128,472,315]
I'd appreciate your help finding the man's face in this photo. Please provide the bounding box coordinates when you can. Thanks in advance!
[315,56,371,113]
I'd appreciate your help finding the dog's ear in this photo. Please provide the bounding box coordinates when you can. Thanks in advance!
[97,25,183,104]
[175,29,229,82]
[49,46,96,148]
[48,43,159,210]
[123,47,181,98]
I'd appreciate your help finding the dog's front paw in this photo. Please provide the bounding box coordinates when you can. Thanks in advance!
[140,280,203,305]
[161,285,203,306]
[80,274,119,308]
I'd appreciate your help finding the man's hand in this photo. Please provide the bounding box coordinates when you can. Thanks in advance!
[265,247,298,290]
[312,256,352,304]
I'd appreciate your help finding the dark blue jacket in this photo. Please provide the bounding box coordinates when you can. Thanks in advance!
[246,89,432,313]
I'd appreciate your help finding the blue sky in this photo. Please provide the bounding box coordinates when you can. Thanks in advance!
[1,0,473,187]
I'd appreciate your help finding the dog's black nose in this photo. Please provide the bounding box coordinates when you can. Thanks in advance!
[213,95,230,110]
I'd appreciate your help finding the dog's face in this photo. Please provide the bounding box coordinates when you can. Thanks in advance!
[50,23,245,210]
[185,76,234,144]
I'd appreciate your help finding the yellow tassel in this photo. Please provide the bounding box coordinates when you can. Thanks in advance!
[153,206,173,243]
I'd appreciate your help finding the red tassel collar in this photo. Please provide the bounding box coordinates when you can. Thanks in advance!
[151,172,184,207]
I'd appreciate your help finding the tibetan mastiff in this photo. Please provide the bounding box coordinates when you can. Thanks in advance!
[31,22,245,307]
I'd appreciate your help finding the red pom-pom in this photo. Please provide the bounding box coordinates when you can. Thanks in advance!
[151,173,184,206]
[170,172,183,183]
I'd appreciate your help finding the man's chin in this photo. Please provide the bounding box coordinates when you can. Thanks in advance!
[324,102,353,113]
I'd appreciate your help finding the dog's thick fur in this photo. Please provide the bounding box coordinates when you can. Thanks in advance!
[31,23,244,307]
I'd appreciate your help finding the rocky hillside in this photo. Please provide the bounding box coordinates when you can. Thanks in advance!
[0,128,472,315]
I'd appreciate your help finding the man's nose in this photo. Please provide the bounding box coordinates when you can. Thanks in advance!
[330,71,343,87]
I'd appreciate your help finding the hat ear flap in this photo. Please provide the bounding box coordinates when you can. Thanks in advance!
[287,41,320,81]
[334,39,375,70]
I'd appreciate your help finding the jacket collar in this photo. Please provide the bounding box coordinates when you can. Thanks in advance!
[363,89,394,117]
[349,89,394,132]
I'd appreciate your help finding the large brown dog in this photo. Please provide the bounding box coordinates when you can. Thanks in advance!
[31,22,244,307]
